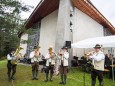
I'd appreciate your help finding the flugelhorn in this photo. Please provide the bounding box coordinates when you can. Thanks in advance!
[34,50,40,60]
[86,51,95,56]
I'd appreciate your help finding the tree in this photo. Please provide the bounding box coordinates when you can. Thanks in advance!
[0,0,32,58]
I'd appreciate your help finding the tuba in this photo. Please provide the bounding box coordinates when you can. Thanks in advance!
[11,46,23,65]
[14,46,23,56]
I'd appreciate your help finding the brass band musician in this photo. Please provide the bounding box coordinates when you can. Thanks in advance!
[44,47,57,82]
[88,44,105,86]
[29,46,41,80]
[58,46,69,85]
[7,47,23,81]
[7,50,17,81]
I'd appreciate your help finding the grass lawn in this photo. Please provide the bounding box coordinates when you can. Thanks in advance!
[0,60,115,86]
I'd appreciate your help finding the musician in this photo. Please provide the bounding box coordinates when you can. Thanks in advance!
[29,46,41,80]
[44,47,57,82]
[88,44,105,86]
[7,50,17,81]
[58,46,69,85]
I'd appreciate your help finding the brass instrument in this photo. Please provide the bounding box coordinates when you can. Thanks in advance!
[14,47,23,57]
[86,51,95,56]
[11,46,23,65]
[34,50,40,61]
[86,51,95,71]
[49,52,55,59]
[58,50,64,58]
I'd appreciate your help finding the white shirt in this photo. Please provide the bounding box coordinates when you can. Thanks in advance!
[89,51,105,71]
[7,54,16,60]
[58,51,69,66]
[45,52,57,66]
[7,54,12,60]
[29,51,41,63]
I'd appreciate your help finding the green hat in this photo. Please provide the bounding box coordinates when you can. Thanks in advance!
[48,47,53,50]
[62,46,68,49]
[94,44,102,49]
[34,46,40,49]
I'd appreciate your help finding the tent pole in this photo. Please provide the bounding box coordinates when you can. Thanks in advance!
[83,49,86,86]
[111,48,114,83]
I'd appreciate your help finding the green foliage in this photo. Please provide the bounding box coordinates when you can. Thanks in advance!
[0,0,32,58]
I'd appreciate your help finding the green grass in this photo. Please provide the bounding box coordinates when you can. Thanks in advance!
[0,60,115,86]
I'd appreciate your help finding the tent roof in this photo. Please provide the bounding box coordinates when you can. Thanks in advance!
[72,36,115,48]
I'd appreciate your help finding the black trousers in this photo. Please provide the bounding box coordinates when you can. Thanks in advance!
[31,62,39,71]
[45,65,54,74]
[91,69,103,82]
[7,60,17,78]
[60,65,68,75]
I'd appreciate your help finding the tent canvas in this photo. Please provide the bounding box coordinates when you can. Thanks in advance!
[71,36,115,48]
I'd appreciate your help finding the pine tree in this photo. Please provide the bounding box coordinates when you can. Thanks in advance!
[0,0,32,58]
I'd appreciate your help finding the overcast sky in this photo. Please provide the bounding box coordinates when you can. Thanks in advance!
[20,0,115,27]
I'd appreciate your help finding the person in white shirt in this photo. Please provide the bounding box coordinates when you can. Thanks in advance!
[44,47,57,82]
[58,47,69,85]
[88,44,105,86]
[7,50,17,81]
[29,46,41,80]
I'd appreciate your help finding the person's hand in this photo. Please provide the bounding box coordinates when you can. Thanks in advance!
[87,51,94,56]
[34,53,39,57]
[89,53,93,56]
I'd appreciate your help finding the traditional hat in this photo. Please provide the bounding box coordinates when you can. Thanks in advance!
[34,46,40,49]
[62,46,68,49]
[48,47,53,50]
[94,44,102,49]
[48,45,53,50]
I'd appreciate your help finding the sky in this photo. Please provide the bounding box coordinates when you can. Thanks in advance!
[20,0,115,27]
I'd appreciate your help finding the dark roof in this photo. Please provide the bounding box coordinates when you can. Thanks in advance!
[25,0,59,29]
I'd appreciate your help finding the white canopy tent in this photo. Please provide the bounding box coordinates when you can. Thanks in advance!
[71,35,115,83]
[72,36,115,48]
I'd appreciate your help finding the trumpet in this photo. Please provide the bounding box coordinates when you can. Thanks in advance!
[34,50,40,61]
[58,52,63,56]
[49,52,56,59]
[86,51,95,56]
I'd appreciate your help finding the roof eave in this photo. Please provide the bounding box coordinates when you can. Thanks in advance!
[72,0,115,34]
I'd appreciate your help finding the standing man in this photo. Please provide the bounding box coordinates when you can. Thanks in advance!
[44,47,57,82]
[58,46,69,85]
[7,50,17,81]
[88,44,105,86]
[29,46,41,80]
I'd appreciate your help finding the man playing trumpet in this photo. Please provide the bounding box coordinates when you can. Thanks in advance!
[44,47,57,82]
[58,46,69,85]
[88,44,105,86]
[29,46,41,80]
